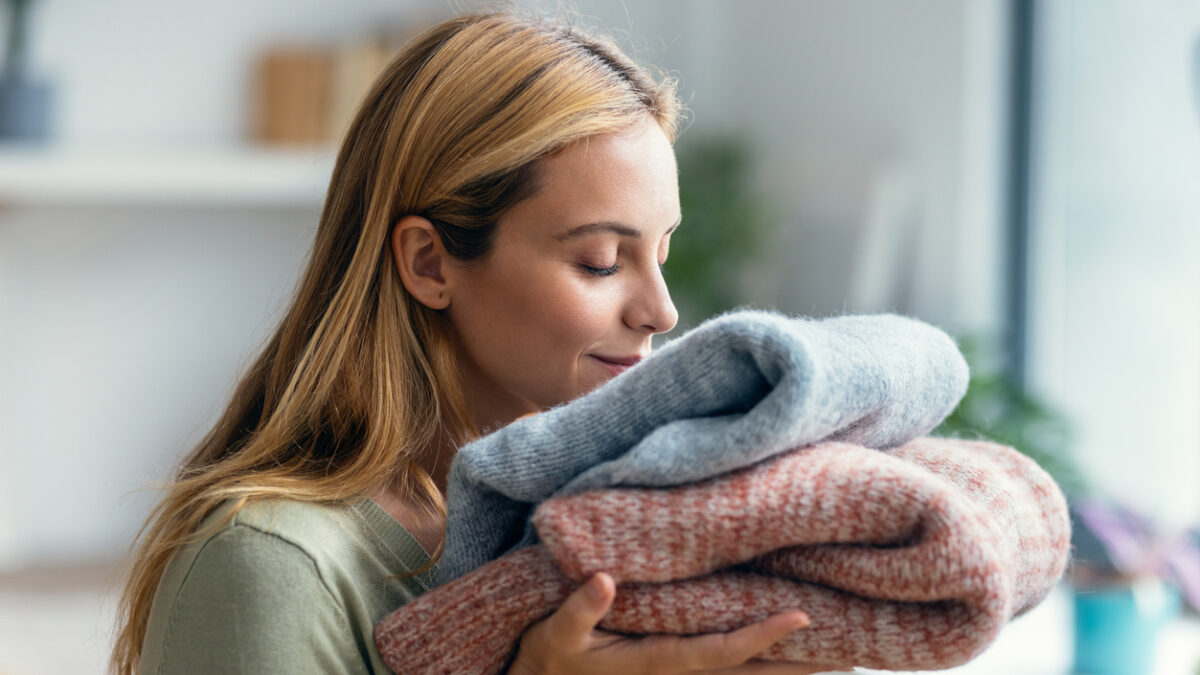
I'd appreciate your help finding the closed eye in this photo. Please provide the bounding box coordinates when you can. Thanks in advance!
[581,263,621,277]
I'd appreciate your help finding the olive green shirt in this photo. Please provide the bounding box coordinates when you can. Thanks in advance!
[140,497,435,674]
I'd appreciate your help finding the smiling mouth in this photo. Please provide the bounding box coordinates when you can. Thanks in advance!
[590,354,643,375]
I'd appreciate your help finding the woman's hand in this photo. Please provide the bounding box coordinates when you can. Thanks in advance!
[507,572,853,675]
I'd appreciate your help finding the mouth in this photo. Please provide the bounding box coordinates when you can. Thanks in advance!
[589,353,645,376]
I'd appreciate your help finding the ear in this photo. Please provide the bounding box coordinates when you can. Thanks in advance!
[391,215,452,310]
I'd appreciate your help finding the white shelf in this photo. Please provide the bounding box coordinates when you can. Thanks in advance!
[0,145,337,208]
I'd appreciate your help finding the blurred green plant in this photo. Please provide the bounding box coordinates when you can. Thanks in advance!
[667,135,771,328]
[934,334,1088,496]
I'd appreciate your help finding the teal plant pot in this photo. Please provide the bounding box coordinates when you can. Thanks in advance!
[1072,579,1182,675]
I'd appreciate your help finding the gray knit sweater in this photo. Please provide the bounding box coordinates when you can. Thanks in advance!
[438,310,969,584]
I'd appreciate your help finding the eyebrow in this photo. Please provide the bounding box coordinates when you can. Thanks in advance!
[556,217,682,242]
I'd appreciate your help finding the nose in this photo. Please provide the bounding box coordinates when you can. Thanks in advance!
[624,264,679,335]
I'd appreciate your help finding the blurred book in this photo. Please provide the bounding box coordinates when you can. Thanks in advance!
[251,47,334,147]
[250,27,416,148]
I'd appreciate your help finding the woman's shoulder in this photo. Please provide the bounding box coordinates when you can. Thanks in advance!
[201,496,435,582]
[156,497,437,625]
[140,497,435,673]
[217,497,368,555]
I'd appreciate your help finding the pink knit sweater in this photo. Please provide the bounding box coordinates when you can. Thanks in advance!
[374,438,1070,673]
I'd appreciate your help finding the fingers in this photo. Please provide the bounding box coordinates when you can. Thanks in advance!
[681,611,810,671]
[539,572,615,648]
[518,593,842,675]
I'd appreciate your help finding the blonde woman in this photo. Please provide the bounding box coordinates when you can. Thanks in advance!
[112,12,847,674]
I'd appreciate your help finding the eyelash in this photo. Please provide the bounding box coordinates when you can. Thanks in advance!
[581,263,622,277]
[579,260,668,277]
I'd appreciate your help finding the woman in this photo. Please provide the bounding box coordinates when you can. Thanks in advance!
[112,12,845,674]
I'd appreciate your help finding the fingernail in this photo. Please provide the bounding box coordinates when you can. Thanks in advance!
[790,612,811,629]
[588,575,607,603]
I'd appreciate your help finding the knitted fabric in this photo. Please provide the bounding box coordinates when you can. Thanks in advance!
[374,437,1071,673]
[439,310,970,584]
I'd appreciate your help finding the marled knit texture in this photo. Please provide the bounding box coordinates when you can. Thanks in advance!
[374,438,1071,673]
[440,310,970,584]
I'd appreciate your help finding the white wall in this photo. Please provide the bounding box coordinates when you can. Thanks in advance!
[0,207,316,565]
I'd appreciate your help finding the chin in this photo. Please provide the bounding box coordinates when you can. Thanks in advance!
[582,375,616,397]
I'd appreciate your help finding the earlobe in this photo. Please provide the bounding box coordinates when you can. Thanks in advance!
[391,215,452,310]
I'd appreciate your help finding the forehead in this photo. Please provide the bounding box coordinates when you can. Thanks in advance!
[498,119,680,241]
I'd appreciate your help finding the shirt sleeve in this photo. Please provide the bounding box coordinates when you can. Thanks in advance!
[153,524,368,675]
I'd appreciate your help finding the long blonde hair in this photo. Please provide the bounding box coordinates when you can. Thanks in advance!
[110,11,680,674]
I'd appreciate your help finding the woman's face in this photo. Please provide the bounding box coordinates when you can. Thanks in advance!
[446,117,680,430]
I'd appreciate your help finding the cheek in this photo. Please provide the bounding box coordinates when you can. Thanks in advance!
[456,264,607,361]
[518,278,614,350]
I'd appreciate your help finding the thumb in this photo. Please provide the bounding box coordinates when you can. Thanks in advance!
[542,572,615,647]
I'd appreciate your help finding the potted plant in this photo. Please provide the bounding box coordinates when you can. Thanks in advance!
[1069,495,1199,674]
[0,0,52,140]
[935,335,1199,675]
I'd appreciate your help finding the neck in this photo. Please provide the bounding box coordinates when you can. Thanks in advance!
[420,430,457,495]
[457,363,540,435]
[367,430,457,552]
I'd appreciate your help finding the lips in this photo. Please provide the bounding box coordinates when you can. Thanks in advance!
[590,353,645,376]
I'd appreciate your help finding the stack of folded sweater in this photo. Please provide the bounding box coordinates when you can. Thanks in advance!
[373,311,1071,673]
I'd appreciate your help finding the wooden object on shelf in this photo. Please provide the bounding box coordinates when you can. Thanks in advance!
[249,18,433,148]
[326,36,392,145]
[251,47,334,147]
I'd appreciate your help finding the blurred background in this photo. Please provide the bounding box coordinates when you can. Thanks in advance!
[1,0,1198,673]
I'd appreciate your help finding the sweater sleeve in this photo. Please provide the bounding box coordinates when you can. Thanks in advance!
[153,524,368,675]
